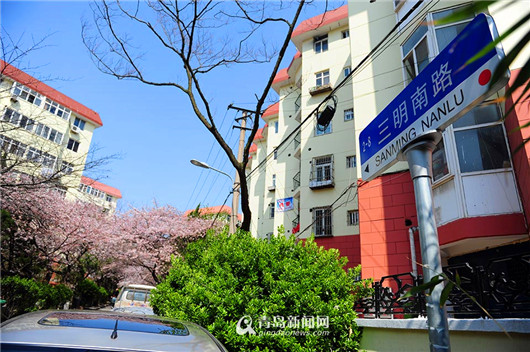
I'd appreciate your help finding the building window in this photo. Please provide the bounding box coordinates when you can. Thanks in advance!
[342,29,350,39]
[44,98,71,120]
[272,174,276,187]
[34,123,63,145]
[453,104,510,173]
[269,202,275,218]
[314,34,328,53]
[346,155,356,168]
[432,138,449,182]
[60,161,74,174]
[315,70,330,87]
[311,155,333,183]
[0,136,27,158]
[401,5,474,85]
[2,108,35,132]
[26,147,41,162]
[274,120,279,133]
[106,195,113,202]
[67,139,80,152]
[12,83,42,106]
[315,121,332,136]
[347,210,359,226]
[41,152,57,168]
[273,149,278,160]
[73,117,86,130]
[313,206,332,236]
[344,66,351,77]
[344,108,354,121]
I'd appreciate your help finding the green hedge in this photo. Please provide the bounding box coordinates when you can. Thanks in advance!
[73,279,109,308]
[151,229,371,351]
[1,276,72,321]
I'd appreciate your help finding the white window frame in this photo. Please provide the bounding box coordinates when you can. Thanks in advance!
[342,29,350,39]
[314,34,328,53]
[73,117,86,130]
[45,98,71,120]
[67,138,80,152]
[274,120,279,134]
[12,83,43,106]
[315,70,330,87]
[344,108,354,121]
[312,155,333,183]
[343,66,351,78]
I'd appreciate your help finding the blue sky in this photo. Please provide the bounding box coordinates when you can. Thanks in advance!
[1,0,340,212]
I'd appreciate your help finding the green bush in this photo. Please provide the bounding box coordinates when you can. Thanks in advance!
[74,279,108,308]
[1,276,72,321]
[151,229,369,351]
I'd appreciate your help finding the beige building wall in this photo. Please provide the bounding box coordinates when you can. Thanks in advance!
[247,5,361,239]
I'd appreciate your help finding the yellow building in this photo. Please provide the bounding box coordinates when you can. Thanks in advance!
[247,5,361,268]
[0,60,121,211]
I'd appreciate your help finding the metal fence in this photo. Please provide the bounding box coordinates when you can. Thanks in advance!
[355,252,530,319]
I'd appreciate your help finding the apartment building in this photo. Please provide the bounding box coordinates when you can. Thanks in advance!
[348,0,530,281]
[0,60,121,211]
[247,5,361,268]
[248,1,529,282]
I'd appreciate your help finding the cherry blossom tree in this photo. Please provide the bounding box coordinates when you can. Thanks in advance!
[1,172,213,287]
[101,205,212,285]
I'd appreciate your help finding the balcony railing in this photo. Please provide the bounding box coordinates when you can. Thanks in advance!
[309,84,332,96]
[293,172,300,191]
[294,132,300,151]
[354,251,530,319]
[294,94,301,113]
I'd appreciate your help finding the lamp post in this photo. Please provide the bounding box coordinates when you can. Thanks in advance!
[190,159,238,233]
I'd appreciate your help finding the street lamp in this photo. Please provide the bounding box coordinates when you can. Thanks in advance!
[190,159,238,233]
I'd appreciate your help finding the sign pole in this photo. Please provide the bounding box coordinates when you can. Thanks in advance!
[401,130,450,352]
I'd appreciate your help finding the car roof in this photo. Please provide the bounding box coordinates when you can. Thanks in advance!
[1,310,225,352]
[121,284,156,290]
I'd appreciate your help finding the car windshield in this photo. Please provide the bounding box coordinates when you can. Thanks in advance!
[38,312,189,336]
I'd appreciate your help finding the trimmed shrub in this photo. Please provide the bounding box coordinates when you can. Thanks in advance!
[73,279,108,308]
[151,229,370,351]
[1,276,72,321]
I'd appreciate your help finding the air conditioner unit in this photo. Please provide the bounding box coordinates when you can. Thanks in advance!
[71,125,80,134]
[10,95,18,103]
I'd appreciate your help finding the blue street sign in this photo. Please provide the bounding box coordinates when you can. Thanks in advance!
[360,14,508,181]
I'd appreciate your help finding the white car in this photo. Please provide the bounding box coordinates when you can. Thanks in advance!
[114,284,156,309]
[1,310,228,352]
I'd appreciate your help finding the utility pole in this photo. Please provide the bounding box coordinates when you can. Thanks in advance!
[227,104,255,233]
[230,112,248,234]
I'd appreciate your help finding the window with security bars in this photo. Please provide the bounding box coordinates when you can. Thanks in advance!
[347,210,359,226]
[346,155,356,168]
[312,155,333,182]
[313,207,332,236]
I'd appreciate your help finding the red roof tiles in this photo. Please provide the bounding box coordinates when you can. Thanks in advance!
[81,176,122,198]
[1,60,103,126]
[292,5,348,39]
[262,102,279,119]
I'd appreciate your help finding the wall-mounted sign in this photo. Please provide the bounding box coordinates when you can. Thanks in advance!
[360,14,508,181]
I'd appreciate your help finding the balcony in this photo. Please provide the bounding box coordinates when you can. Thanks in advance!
[292,172,300,191]
[309,84,332,96]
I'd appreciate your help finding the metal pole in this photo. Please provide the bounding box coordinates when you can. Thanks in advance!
[231,113,247,234]
[401,131,450,352]
[408,226,418,278]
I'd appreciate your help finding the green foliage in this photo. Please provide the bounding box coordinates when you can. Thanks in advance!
[0,276,72,321]
[151,229,369,351]
[73,279,109,308]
